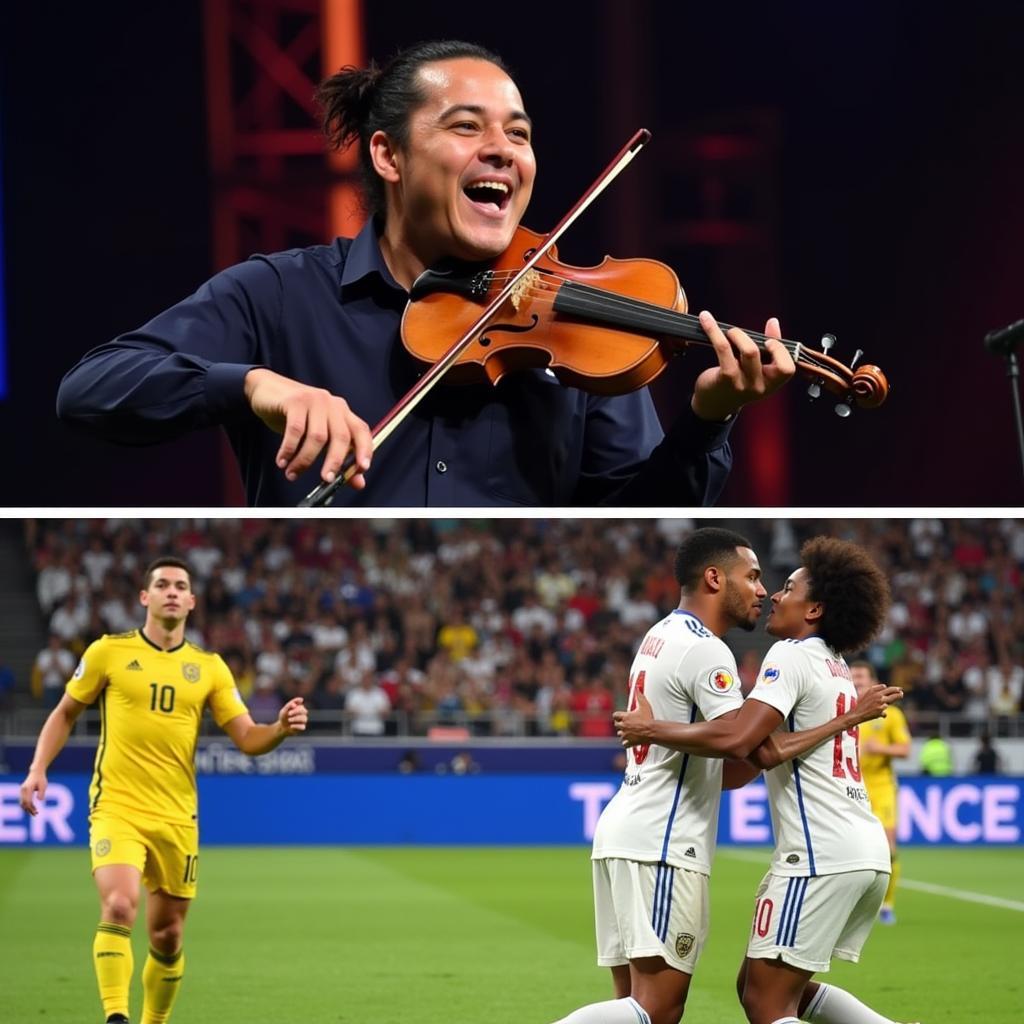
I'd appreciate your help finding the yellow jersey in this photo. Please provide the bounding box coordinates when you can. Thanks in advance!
[858,704,911,789]
[66,629,248,824]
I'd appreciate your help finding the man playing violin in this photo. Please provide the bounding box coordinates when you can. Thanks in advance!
[57,39,795,506]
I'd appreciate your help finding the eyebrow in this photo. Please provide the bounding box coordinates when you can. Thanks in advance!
[438,103,533,128]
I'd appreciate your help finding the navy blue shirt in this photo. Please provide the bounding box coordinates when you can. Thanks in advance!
[57,220,733,506]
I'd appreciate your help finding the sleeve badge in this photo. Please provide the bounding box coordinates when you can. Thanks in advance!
[708,667,736,692]
[759,664,781,685]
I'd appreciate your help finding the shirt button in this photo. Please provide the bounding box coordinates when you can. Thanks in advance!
[435,460,447,474]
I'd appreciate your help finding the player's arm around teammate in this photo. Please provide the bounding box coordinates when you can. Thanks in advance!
[614,682,902,766]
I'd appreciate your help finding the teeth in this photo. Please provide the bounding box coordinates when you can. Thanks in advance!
[467,181,509,194]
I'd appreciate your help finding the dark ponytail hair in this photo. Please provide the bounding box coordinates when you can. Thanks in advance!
[316,40,510,220]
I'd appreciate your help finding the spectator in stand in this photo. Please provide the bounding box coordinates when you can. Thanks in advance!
[34,634,78,708]
[437,603,479,662]
[345,671,392,736]
[50,588,92,648]
[570,675,615,738]
[988,656,1023,718]
[972,729,1002,775]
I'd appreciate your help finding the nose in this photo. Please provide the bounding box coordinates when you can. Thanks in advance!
[479,123,515,166]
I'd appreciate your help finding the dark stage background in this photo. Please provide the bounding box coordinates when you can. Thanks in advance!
[2,2,1023,506]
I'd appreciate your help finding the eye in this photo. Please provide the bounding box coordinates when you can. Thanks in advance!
[509,126,531,141]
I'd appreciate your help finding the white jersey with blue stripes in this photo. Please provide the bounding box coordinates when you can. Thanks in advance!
[747,636,891,877]
[591,609,744,874]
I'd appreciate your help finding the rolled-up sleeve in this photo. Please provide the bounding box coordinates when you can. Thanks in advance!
[56,258,281,445]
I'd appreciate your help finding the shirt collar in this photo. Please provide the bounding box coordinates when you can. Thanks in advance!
[340,216,406,299]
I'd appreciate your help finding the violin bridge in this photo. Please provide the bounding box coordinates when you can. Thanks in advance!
[509,269,540,312]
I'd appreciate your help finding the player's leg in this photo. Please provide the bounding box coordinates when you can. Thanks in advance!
[865,781,898,923]
[879,824,899,923]
[91,814,148,1023]
[93,863,142,1023]
[139,818,197,1024]
[141,889,191,1024]
[738,954,811,1024]
[550,861,653,1023]
[793,870,919,1024]
[626,955,692,1024]
[800,980,918,1024]
[610,964,632,999]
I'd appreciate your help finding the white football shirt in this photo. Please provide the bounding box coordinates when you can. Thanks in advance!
[592,610,744,873]
[747,636,891,877]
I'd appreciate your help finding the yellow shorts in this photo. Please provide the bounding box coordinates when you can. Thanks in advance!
[89,811,199,899]
[865,779,897,832]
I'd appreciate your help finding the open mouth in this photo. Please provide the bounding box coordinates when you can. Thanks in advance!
[462,179,512,214]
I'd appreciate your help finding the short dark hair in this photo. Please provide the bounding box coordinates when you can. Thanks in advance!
[801,538,890,654]
[674,527,753,591]
[316,40,511,219]
[143,557,193,590]
[848,659,878,680]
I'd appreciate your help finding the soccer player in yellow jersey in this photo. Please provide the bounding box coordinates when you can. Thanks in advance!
[851,660,910,925]
[19,557,308,1024]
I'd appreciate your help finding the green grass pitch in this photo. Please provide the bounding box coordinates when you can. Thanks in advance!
[1,846,1020,1022]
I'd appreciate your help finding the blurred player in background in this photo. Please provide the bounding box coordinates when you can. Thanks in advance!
[19,557,308,1024]
[617,537,919,1024]
[851,660,910,925]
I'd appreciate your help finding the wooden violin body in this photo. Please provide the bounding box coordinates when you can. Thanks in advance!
[402,225,889,409]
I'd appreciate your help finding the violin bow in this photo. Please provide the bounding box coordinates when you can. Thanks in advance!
[299,129,652,508]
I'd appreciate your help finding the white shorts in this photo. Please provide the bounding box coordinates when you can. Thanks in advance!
[593,858,709,974]
[746,869,889,972]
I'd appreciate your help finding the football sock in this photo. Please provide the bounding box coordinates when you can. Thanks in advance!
[883,854,900,909]
[804,983,898,1023]
[553,996,652,1023]
[769,1018,801,1024]
[94,922,134,1020]
[141,945,185,1024]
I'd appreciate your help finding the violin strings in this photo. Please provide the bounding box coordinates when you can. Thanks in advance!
[475,267,849,376]
[484,267,784,347]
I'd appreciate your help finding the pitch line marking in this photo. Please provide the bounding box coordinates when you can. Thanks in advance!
[899,879,1024,913]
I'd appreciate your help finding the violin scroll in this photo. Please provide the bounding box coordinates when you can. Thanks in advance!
[798,332,888,416]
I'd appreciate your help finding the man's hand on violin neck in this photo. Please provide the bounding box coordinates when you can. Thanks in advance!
[243,368,372,488]
[690,311,796,422]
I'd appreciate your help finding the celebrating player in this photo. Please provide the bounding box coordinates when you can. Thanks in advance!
[615,537,919,1024]
[19,557,308,1024]
[550,529,897,1024]
[852,660,911,924]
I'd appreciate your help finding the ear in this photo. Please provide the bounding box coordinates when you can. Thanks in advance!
[139,589,149,608]
[704,565,723,594]
[805,601,824,625]
[369,129,401,184]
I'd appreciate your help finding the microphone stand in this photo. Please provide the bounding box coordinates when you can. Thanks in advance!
[984,320,1024,486]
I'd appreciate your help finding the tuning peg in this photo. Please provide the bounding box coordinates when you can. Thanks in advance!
[850,348,863,370]
[807,383,821,400]
[820,332,837,354]
[834,400,852,418]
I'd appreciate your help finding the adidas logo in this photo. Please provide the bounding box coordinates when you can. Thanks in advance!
[684,846,696,858]
[126,660,143,671]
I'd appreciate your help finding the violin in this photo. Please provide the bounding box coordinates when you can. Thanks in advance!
[402,224,888,410]
[301,130,887,507]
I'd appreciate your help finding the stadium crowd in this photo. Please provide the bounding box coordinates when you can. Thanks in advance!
[23,518,1024,737]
